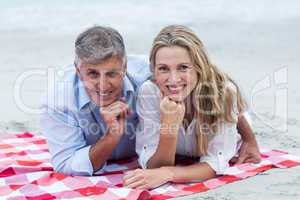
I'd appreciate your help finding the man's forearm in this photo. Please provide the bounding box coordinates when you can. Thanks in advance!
[89,132,121,172]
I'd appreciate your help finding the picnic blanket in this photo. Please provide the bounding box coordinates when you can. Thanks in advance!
[0,132,299,200]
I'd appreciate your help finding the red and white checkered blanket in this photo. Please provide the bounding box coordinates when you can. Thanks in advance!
[0,132,299,200]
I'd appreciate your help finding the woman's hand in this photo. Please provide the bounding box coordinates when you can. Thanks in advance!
[233,140,261,164]
[123,168,173,189]
[160,96,185,126]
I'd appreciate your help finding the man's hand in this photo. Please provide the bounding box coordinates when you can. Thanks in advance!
[89,100,131,172]
[231,140,261,164]
[100,100,130,137]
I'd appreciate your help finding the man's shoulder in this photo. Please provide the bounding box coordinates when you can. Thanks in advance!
[127,55,151,87]
[41,65,79,112]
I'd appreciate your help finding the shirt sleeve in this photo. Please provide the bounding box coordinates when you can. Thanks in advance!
[135,81,161,169]
[40,107,100,176]
[199,81,241,175]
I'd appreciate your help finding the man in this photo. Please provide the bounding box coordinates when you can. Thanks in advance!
[40,25,260,176]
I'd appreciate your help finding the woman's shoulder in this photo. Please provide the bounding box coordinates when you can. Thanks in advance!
[224,80,238,95]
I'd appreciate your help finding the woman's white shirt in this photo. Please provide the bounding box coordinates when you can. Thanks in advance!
[135,80,242,175]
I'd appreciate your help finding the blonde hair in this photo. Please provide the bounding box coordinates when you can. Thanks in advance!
[150,25,247,156]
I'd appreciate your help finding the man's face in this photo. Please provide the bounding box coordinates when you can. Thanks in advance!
[76,57,125,107]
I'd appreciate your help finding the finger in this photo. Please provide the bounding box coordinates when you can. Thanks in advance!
[125,179,146,189]
[161,96,169,104]
[160,96,169,109]
[119,97,126,102]
[229,157,238,164]
[124,169,142,177]
[236,155,247,164]
[105,101,128,111]
[123,171,135,180]
[159,91,164,101]
[108,101,129,111]
[178,102,185,111]
[109,104,130,117]
[244,156,261,164]
[136,184,150,190]
[123,174,143,186]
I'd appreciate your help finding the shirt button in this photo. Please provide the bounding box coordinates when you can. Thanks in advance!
[218,152,222,155]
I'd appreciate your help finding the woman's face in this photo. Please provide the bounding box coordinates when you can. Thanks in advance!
[154,46,198,102]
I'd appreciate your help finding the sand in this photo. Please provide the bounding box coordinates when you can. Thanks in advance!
[0,1,299,199]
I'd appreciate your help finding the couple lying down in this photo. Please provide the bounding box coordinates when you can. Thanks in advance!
[40,25,261,190]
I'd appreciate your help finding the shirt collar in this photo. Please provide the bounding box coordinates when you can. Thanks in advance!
[77,74,135,110]
[122,74,135,98]
[77,76,91,110]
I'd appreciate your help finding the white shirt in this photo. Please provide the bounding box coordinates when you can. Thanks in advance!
[135,80,242,175]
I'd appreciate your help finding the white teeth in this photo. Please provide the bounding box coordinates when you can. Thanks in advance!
[97,91,110,96]
[167,85,184,91]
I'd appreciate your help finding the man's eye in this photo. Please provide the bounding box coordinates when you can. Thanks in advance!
[88,71,99,78]
[106,71,119,78]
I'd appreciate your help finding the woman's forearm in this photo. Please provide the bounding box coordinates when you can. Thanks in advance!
[163,162,216,183]
[147,124,179,168]
[237,115,257,142]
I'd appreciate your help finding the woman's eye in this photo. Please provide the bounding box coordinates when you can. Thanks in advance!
[178,65,189,71]
[158,66,169,72]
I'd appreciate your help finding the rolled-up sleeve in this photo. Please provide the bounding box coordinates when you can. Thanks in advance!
[199,124,241,175]
[135,81,161,169]
[40,107,97,176]
[200,81,241,175]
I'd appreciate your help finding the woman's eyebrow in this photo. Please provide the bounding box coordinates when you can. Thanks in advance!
[178,62,192,65]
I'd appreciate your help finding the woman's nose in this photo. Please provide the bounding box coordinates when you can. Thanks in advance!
[168,71,181,83]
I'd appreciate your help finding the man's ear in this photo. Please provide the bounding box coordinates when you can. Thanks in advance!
[122,56,127,74]
[75,62,82,79]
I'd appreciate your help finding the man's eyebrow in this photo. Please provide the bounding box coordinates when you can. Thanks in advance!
[87,68,98,72]
[155,63,167,66]
[105,68,123,73]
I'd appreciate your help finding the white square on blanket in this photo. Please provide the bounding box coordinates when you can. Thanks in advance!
[223,167,244,175]
[88,176,110,184]
[38,180,70,193]
[109,187,131,198]
[26,171,50,183]
[28,152,51,160]
[282,154,300,162]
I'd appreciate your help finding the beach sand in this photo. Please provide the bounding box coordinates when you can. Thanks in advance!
[0,1,300,199]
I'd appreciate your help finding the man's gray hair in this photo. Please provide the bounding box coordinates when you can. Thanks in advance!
[74,26,126,66]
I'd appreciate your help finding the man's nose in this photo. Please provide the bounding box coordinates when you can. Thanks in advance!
[96,75,110,91]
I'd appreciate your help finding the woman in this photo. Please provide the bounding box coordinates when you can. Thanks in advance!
[124,25,258,189]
